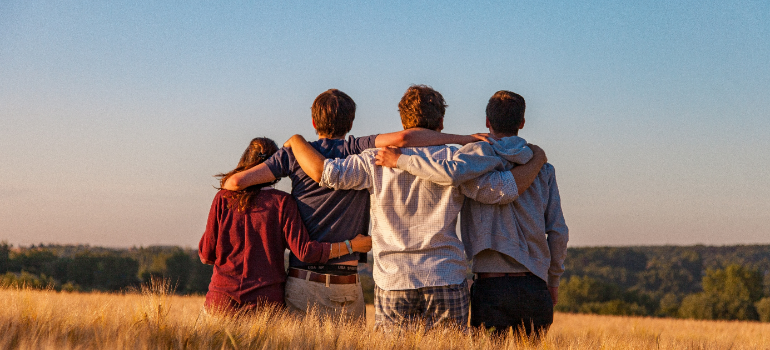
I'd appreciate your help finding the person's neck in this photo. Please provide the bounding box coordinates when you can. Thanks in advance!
[318,134,345,140]
[490,130,518,140]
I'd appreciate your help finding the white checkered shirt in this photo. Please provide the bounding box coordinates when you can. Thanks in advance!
[320,145,518,291]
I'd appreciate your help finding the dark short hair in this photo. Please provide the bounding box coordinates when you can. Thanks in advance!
[311,89,356,138]
[486,90,526,134]
[398,85,446,130]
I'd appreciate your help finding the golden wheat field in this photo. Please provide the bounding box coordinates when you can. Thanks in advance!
[2,283,769,350]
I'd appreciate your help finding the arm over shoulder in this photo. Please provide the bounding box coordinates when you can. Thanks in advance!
[395,142,506,187]
[319,151,374,191]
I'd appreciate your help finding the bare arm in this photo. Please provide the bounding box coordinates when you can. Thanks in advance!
[375,128,488,148]
[284,134,326,183]
[510,144,547,196]
[222,163,276,191]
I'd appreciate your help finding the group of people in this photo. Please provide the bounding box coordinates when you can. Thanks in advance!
[198,85,568,337]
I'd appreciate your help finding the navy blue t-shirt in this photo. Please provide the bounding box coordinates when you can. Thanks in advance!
[263,135,377,267]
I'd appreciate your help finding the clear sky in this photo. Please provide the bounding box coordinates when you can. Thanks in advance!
[1,1,768,248]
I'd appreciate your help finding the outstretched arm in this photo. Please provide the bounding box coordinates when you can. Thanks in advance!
[376,143,547,197]
[284,134,326,183]
[510,145,547,196]
[222,163,276,191]
[375,128,488,148]
[458,147,547,204]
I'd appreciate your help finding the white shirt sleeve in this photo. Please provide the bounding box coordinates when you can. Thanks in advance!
[319,154,373,191]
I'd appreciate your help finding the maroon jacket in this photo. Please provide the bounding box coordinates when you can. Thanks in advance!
[199,188,331,305]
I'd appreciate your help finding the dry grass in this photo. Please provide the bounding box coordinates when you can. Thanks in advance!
[1,283,769,349]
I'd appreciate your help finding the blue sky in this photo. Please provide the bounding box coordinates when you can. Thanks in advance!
[1,1,768,247]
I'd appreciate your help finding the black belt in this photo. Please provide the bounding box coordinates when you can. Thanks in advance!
[476,272,533,279]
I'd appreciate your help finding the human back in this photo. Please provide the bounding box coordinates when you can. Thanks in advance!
[202,187,317,307]
[199,137,371,315]
[265,135,375,268]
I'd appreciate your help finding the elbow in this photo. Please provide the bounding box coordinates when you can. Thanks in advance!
[308,170,322,183]
[225,175,245,191]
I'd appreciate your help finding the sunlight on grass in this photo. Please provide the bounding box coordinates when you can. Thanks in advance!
[1,285,768,349]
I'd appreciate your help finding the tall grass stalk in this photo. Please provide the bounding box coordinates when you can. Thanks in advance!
[1,283,769,349]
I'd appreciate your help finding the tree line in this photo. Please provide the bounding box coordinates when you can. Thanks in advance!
[0,242,212,294]
[557,245,770,322]
[1,242,769,322]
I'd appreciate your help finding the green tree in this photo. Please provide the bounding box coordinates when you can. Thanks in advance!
[679,264,763,321]
[0,242,10,272]
[756,297,770,322]
[658,293,680,317]
[164,250,192,293]
[556,276,654,316]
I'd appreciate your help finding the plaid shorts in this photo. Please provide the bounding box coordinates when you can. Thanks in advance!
[374,280,469,331]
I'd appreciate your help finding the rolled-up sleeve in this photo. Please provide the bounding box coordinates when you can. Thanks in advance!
[544,166,569,287]
[319,154,373,191]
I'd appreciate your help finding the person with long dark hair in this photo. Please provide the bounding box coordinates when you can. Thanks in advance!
[199,137,371,314]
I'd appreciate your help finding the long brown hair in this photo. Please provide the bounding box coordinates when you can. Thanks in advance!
[215,137,279,212]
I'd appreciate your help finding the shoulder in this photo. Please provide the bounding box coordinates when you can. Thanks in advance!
[343,134,377,155]
[456,141,495,156]
[346,134,377,144]
[263,147,292,172]
[213,189,229,200]
[335,148,377,161]
[259,187,291,200]
[211,189,233,208]
[541,162,556,178]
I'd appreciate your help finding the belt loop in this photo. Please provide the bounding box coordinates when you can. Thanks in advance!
[356,274,360,284]
[305,270,311,281]
[325,274,330,288]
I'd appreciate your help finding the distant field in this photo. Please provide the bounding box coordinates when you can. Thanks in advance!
[2,285,769,349]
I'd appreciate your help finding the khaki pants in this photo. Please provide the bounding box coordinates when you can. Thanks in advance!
[284,275,365,321]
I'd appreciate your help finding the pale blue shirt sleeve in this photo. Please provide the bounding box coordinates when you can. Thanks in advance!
[319,153,373,191]
[543,165,569,287]
[394,142,519,204]
[394,142,506,187]
[459,170,518,205]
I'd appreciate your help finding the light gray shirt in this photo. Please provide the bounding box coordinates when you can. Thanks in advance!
[319,145,519,291]
[395,137,569,287]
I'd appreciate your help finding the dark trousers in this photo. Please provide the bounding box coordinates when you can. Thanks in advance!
[470,274,553,338]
